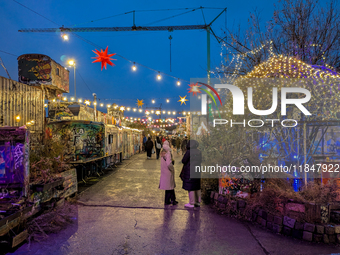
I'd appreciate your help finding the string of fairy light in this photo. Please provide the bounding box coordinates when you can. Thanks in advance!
[58,32,196,115]
[45,32,206,117]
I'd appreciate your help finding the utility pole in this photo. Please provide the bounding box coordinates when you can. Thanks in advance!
[93,93,97,121]
[169,35,172,72]
[206,26,211,125]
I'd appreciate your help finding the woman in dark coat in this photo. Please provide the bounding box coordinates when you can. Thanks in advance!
[181,140,202,208]
[145,137,154,159]
[155,136,162,159]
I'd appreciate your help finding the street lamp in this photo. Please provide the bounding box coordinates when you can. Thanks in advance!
[68,60,76,101]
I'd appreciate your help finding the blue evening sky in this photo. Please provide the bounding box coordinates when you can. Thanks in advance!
[0,0,274,117]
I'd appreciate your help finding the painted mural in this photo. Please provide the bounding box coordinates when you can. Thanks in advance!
[18,54,69,93]
[48,102,75,120]
[0,127,30,198]
[47,120,105,161]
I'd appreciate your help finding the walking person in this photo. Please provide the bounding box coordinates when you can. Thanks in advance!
[142,135,147,152]
[155,136,162,159]
[181,136,188,155]
[180,140,202,208]
[145,137,154,159]
[159,141,178,205]
[176,136,181,155]
[171,136,176,149]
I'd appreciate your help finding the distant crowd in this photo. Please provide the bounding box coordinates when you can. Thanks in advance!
[142,134,188,159]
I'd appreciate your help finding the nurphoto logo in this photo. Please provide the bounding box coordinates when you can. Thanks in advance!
[200,84,312,128]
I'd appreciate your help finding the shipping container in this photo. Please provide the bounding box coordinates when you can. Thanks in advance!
[0,76,44,144]
[18,54,69,94]
[46,120,105,161]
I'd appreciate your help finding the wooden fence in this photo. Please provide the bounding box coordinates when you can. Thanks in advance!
[0,76,45,143]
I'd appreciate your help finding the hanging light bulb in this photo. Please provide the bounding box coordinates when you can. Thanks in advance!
[139,109,142,112]
[152,99,155,104]
[177,79,181,86]
[127,107,131,111]
[157,72,162,80]
[132,62,137,71]
[172,111,176,115]
[71,97,75,101]
[78,99,82,103]
[167,111,171,115]
[151,110,154,114]
[100,103,104,107]
[166,99,170,103]
[162,111,166,114]
[62,33,69,41]
[133,108,137,112]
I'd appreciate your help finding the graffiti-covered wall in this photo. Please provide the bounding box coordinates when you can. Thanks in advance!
[0,127,30,197]
[46,120,104,161]
[18,54,69,93]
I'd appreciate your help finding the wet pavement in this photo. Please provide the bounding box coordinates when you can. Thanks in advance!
[11,152,340,255]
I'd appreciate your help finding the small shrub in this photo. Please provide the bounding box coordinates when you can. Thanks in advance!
[299,180,339,204]
[30,137,70,184]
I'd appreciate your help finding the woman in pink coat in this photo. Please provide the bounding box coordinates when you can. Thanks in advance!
[159,141,178,205]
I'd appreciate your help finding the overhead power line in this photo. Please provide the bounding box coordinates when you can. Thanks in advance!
[0,50,18,57]
[76,69,93,94]
[11,0,59,26]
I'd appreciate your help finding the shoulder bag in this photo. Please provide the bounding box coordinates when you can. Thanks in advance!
[163,153,174,172]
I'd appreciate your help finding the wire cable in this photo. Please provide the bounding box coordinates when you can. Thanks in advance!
[72,33,191,83]
[13,1,226,105]
[76,69,93,94]
[11,0,59,26]
[0,50,18,57]
[71,7,225,26]
[143,8,199,26]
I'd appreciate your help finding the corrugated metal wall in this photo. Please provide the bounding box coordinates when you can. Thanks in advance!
[0,76,45,143]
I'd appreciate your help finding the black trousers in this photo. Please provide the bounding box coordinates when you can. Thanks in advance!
[156,148,161,159]
[146,149,152,157]
[165,190,176,204]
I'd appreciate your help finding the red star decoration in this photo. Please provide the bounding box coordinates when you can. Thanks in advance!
[188,82,202,96]
[92,46,116,70]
